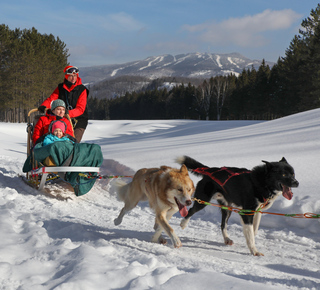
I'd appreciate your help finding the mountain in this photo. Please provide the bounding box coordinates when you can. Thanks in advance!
[80,52,274,85]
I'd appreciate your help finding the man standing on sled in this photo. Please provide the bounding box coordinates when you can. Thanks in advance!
[38,65,89,143]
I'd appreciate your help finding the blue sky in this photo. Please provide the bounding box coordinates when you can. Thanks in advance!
[1,0,319,67]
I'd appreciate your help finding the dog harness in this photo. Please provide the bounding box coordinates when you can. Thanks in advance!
[192,167,251,188]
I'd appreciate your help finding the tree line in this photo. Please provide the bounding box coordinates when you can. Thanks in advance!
[0,25,69,122]
[88,5,320,121]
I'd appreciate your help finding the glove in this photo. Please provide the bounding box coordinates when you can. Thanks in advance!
[38,105,46,113]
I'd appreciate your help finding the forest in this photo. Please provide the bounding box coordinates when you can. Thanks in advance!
[0,25,69,122]
[1,4,320,122]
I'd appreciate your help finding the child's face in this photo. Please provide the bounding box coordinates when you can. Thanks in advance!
[53,128,64,138]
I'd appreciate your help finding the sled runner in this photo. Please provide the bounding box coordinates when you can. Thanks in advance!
[23,109,103,197]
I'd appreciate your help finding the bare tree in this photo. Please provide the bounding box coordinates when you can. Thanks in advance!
[212,76,229,120]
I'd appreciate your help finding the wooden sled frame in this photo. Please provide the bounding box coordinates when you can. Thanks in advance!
[26,108,100,192]
[29,166,100,191]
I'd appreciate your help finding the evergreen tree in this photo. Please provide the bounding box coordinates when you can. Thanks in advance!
[253,60,271,119]
[275,4,320,113]
[0,25,69,122]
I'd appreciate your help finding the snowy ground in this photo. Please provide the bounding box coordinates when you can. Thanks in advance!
[0,109,320,289]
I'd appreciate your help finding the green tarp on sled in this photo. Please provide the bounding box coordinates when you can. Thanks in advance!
[23,141,103,196]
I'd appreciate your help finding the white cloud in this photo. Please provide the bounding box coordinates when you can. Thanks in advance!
[183,9,302,47]
[97,12,146,32]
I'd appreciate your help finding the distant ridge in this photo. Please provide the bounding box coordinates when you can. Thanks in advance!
[80,52,274,85]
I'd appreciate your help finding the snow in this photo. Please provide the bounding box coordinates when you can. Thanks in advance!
[1,109,320,289]
[189,70,213,77]
[111,61,140,77]
[227,57,240,68]
[110,67,124,77]
[139,56,164,71]
[216,55,223,68]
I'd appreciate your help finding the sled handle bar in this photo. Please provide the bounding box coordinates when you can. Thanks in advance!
[28,108,50,117]
[28,108,39,117]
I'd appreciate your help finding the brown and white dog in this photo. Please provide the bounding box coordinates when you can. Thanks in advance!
[114,165,195,248]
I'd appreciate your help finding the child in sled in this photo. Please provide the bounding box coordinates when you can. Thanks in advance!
[31,119,77,167]
[41,120,77,147]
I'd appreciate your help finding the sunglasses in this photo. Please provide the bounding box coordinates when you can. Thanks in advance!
[65,66,79,75]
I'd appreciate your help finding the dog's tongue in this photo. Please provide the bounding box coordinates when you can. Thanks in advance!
[175,198,188,217]
[282,185,293,200]
[179,204,188,217]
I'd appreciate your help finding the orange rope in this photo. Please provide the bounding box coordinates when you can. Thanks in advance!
[192,198,320,219]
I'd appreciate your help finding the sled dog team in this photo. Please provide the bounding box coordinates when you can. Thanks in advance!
[114,156,299,256]
[30,65,300,255]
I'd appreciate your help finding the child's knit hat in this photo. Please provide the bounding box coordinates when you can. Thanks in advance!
[51,120,67,134]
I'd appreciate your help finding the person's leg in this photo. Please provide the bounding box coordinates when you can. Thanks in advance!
[74,127,85,143]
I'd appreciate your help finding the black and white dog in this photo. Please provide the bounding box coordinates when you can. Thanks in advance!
[177,156,299,256]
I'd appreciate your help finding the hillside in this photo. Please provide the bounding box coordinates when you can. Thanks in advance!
[81,52,274,99]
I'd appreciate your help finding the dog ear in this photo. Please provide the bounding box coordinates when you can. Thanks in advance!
[279,157,288,163]
[180,164,188,175]
[262,160,272,171]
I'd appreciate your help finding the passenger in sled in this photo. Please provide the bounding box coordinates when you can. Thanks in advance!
[33,99,75,146]
[28,119,77,170]
[23,102,103,196]
[41,120,76,147]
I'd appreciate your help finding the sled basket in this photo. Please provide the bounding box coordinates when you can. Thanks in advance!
[24,109,102,196]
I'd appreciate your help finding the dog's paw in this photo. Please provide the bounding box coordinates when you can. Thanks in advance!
[180,218,189,229]
[224,238,234,245]
[114,218,122,226]
[174,241,182,248]
[151,234,167,245]
[159,236,168,245]
[254,251,264,256]
[172,237,182,248]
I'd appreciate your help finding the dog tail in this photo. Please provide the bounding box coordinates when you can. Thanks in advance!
[115,179,130,202]
[176,156,208,176]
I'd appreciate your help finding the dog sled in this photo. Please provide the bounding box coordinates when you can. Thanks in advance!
[23,108,103,197]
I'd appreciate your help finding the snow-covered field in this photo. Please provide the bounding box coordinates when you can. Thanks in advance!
[0,109,320,289]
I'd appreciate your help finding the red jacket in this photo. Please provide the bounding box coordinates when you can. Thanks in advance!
[40,77,87,119]
[33,111,74,145]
